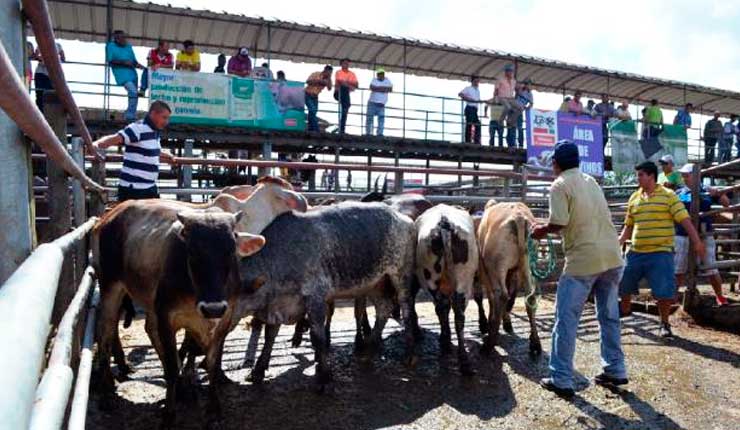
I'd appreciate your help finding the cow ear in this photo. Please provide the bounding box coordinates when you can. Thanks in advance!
[236,233,266,257]
[276,189,308,213]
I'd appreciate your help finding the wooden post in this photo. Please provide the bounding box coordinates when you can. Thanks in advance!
[259,142,272,178]
[457,157,463,187]
[70,138,87,285]
[44,95,73,326]
[394,150,402,194]
[503,177,511,198]
[683,164,701,310]
[366,155,372,192]
[334,147,341,193]
[180,140,193,202]
[425,158,430,186]
[90,156,106,215]
[520,165,529,204]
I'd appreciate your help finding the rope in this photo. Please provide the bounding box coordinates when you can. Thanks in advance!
[527,235,557,281]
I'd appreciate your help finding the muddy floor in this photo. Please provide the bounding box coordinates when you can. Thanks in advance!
[87,291,740,430]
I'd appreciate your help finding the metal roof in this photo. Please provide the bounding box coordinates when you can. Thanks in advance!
[47,0,740,113]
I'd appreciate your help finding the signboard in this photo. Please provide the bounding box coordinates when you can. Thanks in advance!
[149,69,306,131]
[610,120,688,174]
[526,110,604,177]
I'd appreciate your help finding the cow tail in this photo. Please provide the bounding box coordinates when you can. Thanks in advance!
[515,217,538,312]
[439,216,455,291]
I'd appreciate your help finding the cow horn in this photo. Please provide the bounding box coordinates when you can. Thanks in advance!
[373,175,380,192]
[0,41,104,194]
[22,0,102,162]
[381,174,388,195]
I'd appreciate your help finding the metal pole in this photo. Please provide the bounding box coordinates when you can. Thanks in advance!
[520,166,529,203]
[366,155,372,191]
[442,98,446,141]
[402,41,407,139]
[104,0,112,117]
[683,164,701,310]
[70,138,86,283]
[258,141,272,178]
[181,140,193,202]
[0,0,34,284]
[67,287,99,430]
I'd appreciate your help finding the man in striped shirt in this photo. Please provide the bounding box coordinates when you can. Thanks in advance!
[94,100,175,201]
[618,161,705,337]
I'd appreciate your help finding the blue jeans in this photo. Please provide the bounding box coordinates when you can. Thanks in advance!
[122,81,138,121]
[516,113,524,146]
[140,68,149,91]
[489,121,504,146]
[719,138,732,163]
[365,102,385,136]
[305,94,319,131]
[550,266,626,390]
[619,251,676,300]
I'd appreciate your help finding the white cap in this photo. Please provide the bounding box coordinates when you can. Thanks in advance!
[658,154,674,164]
[679,163,695,174]
[239,47,249,56]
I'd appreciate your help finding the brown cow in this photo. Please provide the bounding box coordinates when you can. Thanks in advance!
[477,201,542,355]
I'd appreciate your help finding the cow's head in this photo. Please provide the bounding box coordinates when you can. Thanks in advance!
[176,210,265,319]
[232,176,308,234]
[359,175,388,203]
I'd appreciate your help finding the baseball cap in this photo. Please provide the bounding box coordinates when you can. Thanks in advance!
[239,47,249,56]
[376,68,386,74]
[503,63,515,72]
[658,154,674,165]
[678,163,695,174]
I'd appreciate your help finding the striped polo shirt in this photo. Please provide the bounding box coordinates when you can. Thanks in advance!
[117,116,161,189]
[625,184,689,253]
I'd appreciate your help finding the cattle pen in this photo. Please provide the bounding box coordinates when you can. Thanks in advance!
[2,1,740,430]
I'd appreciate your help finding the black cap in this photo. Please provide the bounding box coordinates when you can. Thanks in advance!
[553,140,580,170]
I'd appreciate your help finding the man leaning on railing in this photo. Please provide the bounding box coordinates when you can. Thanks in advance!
[106,30,145,121]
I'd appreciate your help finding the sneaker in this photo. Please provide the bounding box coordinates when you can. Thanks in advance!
[539,378,575,398]
[716,295,729,306]
[594,373,629,386]
[137,90,146,97]
[659,322,674,338]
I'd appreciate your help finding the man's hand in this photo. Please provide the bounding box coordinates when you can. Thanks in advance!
[160,152,176,164]
[530,224,548,240]
[694,240,707,261]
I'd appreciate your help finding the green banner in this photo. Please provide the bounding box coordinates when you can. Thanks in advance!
[610,120,688,174]
[149,69,306,131]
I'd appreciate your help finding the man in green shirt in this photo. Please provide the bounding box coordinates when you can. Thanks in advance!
[643,99,664,142]
[657,154,682,190]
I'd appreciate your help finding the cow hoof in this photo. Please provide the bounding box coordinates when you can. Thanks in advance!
[213,369,234,385]
[247,368,265,384]
[478,323,489,335]
[529,339,543,356]
[480,337,495,356]
[503,320,514,335]
[291,334,303,348]
[239,358,255,370]
[413,325,424,341]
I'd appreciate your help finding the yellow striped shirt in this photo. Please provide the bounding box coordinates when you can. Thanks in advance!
[625,185,689,253]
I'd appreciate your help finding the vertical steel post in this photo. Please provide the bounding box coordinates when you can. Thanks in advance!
[0,0,34,284]
[259,142,272,178]
[402,41,407,139]
[520,166,528,204]
[683,164,701,310]
[366,155,372,191]
[70,138,86,284]
[181,140,193,201]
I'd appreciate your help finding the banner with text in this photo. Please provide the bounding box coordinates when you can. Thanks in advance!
[149,69,306,131]
[526,109,604,177]
[610,120,688,174]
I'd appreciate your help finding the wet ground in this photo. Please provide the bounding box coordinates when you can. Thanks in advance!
[87,292,740,430]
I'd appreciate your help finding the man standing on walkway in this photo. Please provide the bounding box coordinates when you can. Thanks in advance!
[366,68,392,136]
[643,99,664,141]
[33,41,65,112]
[594,94,616,149]
[106,31,144,121]
[531,141,627,398]
[674,164,730,306]
[703,112,723,165]
[673,103,693,130]
[657,154,682,190]
[515,79,534,147]
[304,65,333,132]
[493,64,521,146]
[334,58,358,134]
[459,75,482,144]
[619,161,705,338]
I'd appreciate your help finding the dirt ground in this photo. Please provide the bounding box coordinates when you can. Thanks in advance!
[87,292,740,430]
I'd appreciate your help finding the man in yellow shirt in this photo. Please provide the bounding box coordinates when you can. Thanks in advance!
[175,40,201,72]
[618,161,705,338]
[531,141,626,397]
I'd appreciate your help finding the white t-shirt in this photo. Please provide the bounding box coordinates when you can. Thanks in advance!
[35,43,63,76]
[460,86,480,108]
[369,78,393,105]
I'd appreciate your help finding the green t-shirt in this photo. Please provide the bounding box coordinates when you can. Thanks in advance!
[658,170,683,188]
[644,106,663,125]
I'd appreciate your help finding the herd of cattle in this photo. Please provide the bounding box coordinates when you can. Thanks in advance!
[91,176,543,429]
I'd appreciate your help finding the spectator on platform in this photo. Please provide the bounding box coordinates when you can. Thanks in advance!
[619,161,705,338]
[366,68,392,137]
[34,41,65,112]
[720,114,737,163]
[595,94,616,148]
[567,91,584,115]
[227,47,252,77]
[106,31,144,121]
[643,99,664,142]
[657,154,682,190]
[459,75,482,144]
[616,101,632,120]
[703,111,723,165]
[176,40,201,72]
[514,79,534,147]
[214,54,226,74]
[674,163,730,307]
[276,70,286,81]
[93,100,176,201]
[673,103,693,130]
[493,63,521,143]
[485,102,505,147]
[305,65,333,132]
[584,99,596,117]
[140,40,173,94]
[334,58,358,134]
[252,62,273,80]
[559,96,572,113]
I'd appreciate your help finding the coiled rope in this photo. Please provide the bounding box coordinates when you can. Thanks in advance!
[527,235,557,281]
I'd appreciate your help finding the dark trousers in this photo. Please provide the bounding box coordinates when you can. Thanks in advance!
[34,72,53,112]
[464,105,481,144]
[140,67,149,91]
[719,138,732,163]
[704,137,717,165]
[338,86,351,134]
[489,120,504,147]
[117,184,159,202]
[517,114,525,147]
[305,94,319,131]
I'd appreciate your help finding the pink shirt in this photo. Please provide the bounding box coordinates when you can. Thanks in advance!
[227,55,252,77]
[495,76,516,99]
[568,99,584,114]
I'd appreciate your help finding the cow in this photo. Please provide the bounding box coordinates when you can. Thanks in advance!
[93,206,266,429]
[203,202,418,425]
[476,201,542,355]
[415,204,479,375]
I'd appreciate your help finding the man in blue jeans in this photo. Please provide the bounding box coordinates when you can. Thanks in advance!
[106,30,144,121]
[531,141,627,398]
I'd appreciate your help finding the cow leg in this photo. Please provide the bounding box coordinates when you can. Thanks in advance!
[325,300,335,348]
[474,292,488,335]
[205,319,232,430]
[248,323,280,384]
[242,318,263,369]
[484,270,508,354]
[306,296,332,391]
[153,315,179,430]
[366,297,390,355]
[353,296,368,353]
[95,282,126,406]
[502,282,517,335]
[112,327,132,382]
[453,291,474,376]
[409,275,423,340]
[525,283,542,355]
[291,316,309,347]
[433,293,453,354]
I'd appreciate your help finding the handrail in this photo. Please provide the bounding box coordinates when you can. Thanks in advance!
[0,217,98,430]
[67,287,99,430]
